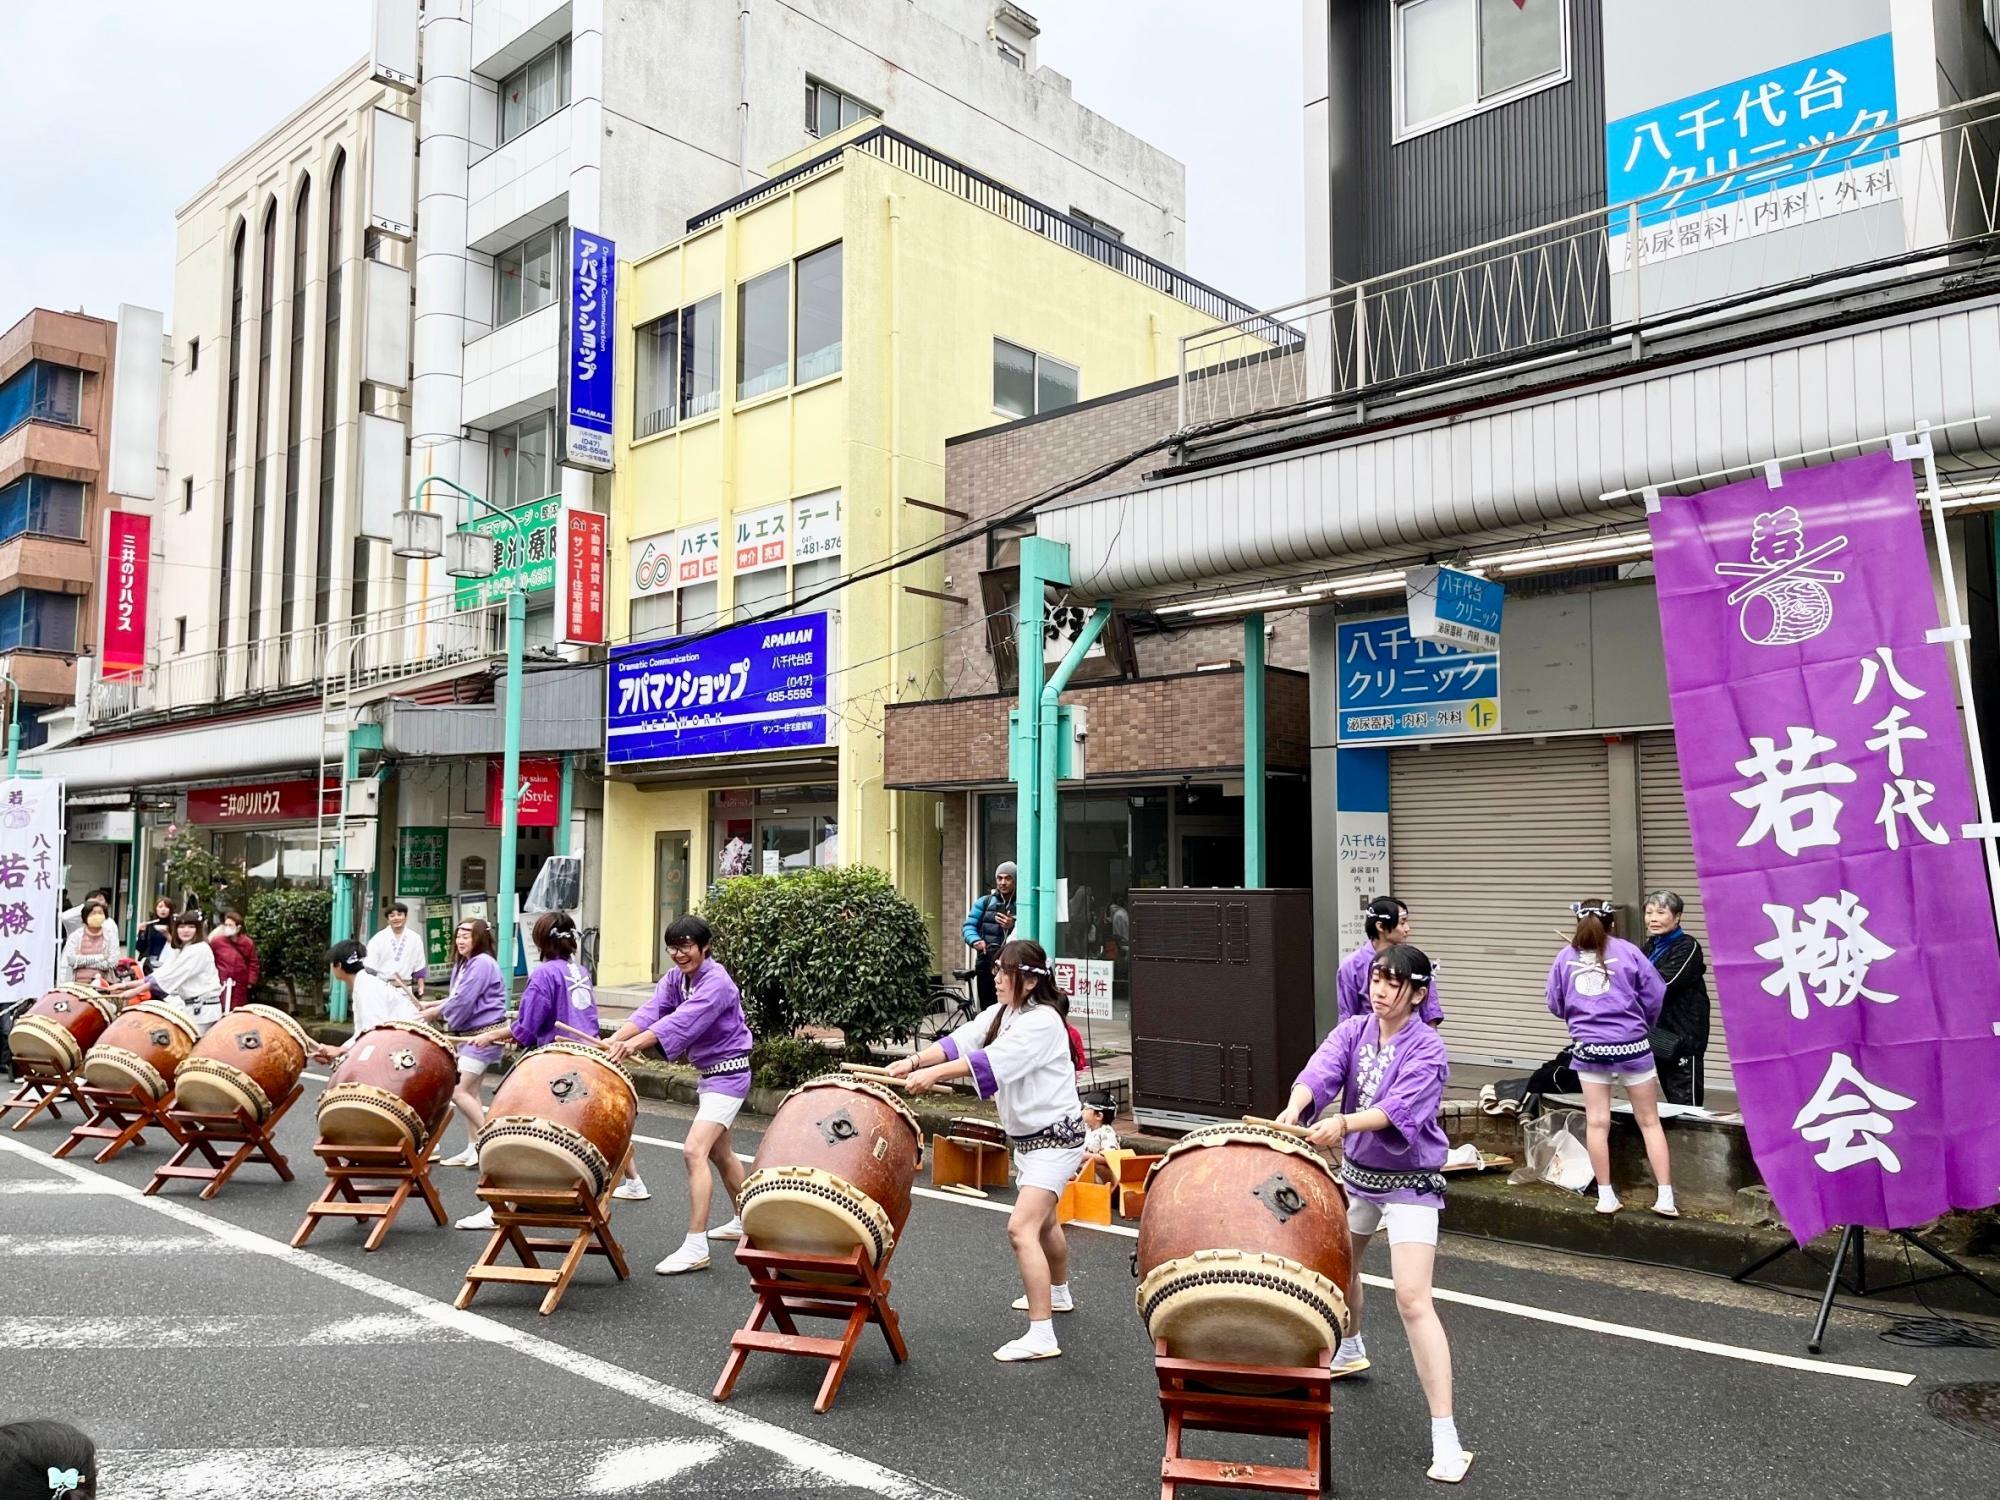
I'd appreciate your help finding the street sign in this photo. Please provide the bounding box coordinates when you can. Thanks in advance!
[561,227,615,471]
[397,826,447,898]
[1053,957,1113,1020]
[453,496,560,608]
[1335,616,1500,743]
[1406,564,1502,652]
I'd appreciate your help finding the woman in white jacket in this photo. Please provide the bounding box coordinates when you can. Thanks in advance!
[58,899,122,987]
[116,911,224,1034]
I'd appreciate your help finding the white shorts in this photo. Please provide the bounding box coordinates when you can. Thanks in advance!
[1346,1198,1441,1247]
[1575,1065,1659,1089]
[1014,1144,1086,1196]
[456,1056,493,1080]
[695,1090,745,1128]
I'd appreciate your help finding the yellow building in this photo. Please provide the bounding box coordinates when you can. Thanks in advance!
[600,126,1243,988]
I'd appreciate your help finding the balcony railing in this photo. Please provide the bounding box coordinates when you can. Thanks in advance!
[1179,91,2000,433]
[88,593,508,723]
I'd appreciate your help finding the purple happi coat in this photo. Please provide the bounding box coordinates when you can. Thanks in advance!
[1292,1014,1450,1207]
[632,958,754,1099]
[1546,937,1664,1074]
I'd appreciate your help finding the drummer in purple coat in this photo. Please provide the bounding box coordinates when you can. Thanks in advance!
[1276,944,1471,1485]
[1338,896,1444,1025]
[1547,900,1677,1218]
[606,914,754,1276]
[418,918,506,1170]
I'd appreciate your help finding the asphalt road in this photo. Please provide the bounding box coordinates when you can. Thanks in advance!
[2,1068,1996,1499]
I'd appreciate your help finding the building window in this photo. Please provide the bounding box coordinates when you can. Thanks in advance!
[732,566,789,622]
[0,361,82,436]
[0,590,78,653]
[795,242,842,383]
[1395,0,1566,138]
[495,221,564,328]
[635,311,680,439]
[0,476,85,543]
[499,37,571,144]
[175,617,188,653]
[630,591,677,641]
[993,338,1078,419]
[187,337,200,373]
[487,412,553,511]
[679,580,719,634]
[996,39,1026,67]
[805,78,877,139]
[635,293,722,432]
[680,295,722,420]
[318,149,346,628]
[250,197,277,641]
[182,476,194,513]
[737,265,789,402]
[281,175,311,637]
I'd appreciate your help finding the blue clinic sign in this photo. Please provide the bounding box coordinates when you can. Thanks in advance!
[606,611,831,765]
[1606,33,1898,243]
[1406,564,1503,653]
[1335,616,1500,744]
[563,228,615,471]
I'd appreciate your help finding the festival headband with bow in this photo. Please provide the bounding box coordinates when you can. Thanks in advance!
[1570,901,1616,919]
[49,1468,84,1499]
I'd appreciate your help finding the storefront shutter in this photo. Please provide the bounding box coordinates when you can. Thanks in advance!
[1637,732,1735,1092]
[1389,736,1612,1068]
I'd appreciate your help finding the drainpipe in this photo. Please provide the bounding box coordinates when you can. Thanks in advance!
[737,1,752,190]
[1036,603,1111,951]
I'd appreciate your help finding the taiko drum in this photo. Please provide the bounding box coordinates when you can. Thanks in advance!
[317,1019,459,1149]
[1134,1122,1354,1376]
[173,1004,311,1122]
[82,1001,199,1101]
[9,986,119,1072]
[738,1077,925,1267]
[477,1042,637,1198]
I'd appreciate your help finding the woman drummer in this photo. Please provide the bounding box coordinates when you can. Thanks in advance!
[419,918,506,1170]
[605,914,753,1275]
[889,937,1083,1363]
[1275,943,1471,1484]
[453,912,649,1230]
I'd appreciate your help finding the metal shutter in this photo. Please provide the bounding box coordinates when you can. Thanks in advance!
[1389,737,1612,1067]
[1637,733,1735,1092]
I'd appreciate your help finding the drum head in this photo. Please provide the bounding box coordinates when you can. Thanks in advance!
[477,1114,611,1196]
[739,1164,897,1268]
[1138,1249,1350,1381]
[317,1084,424,1148]
[9,1018,80,1070]
[81,1047,169,1101]
[174,1058,271,1121]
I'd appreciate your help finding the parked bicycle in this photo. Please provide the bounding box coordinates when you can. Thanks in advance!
[912,966,981,1048]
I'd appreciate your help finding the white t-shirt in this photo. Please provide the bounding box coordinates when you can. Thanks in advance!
[1083,1123,1120,1155]
[350,969,421,1034]
[945,1002,1083,1138]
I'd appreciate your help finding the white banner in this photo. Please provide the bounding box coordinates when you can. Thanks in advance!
[630,529,677,596]
[733,502,790,576]
[793,491,841,562]
[1053,957,1113,1020]
[675,522,722,586]
[0,779,63,1010]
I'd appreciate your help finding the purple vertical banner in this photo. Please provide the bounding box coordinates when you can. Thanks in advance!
[1650,450,2000,1242]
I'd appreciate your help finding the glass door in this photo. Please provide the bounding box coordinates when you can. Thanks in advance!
[654,831,690,959]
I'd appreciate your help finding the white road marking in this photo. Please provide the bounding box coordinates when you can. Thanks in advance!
[0,1313,471,1350]
[0,1135,963,1500]
[0,1233,245,1256]
[0,1178,127,1194]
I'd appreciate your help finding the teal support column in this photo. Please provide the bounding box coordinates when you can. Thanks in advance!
[1244,612,1267,888]
[1036,602,1112,951]
[556,753,574,857]
[1013,537,1071,944]
[327,724,384,1023]
[497,586,527,983]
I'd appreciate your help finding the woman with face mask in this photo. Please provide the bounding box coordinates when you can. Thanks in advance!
[58,899,123,987]
[207,910,261,1013]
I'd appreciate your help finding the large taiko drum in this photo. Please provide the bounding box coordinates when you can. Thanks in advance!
[173,1004,311,1122]
[82,1001,199,1101]
[738,1076,925,1267]
[1135,1122,1354,1376]
[317,1019,458,1149]
[477,1042,637,1198]
[9,986,119,1072]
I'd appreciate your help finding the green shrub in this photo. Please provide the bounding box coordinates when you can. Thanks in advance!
[246,888,335,1012]
[703,866,933,1051]
[159,824,244,918]
[750,1034,844,1093]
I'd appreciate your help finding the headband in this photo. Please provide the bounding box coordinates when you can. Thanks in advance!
[1370,957,1433,988]
[1571,901,1616,919]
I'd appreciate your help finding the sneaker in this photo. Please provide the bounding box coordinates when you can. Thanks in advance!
[1427,1451,1474,1484]
[993,1334,1061,1362]
[654,1244,711,1275]
[612,1180,651,1202]
[454,1206,496,1231]
[441,1145,480,1169]
[1011,1292,1074,1313]
[707,1217,745,1241]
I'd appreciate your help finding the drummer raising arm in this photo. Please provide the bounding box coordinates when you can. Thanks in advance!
[1274,943,1472,1485]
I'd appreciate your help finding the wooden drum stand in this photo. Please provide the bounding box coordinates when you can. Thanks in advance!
[292,1103,454,1252]
[144,1085,303,1200]
[712,1243,909,1415]
[1154,1341,1335,1500]
[54,1080,182,1164]
[455,1177,630,1316]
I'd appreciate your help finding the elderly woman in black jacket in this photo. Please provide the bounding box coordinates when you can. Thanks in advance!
[1643,890,1711,1105]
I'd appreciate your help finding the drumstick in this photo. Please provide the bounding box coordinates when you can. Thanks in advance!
[1243,1115,1316,1139]
[840,1062,901,1078]
[554,1020,607,1048]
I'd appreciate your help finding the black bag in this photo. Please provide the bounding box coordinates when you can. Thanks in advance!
[1648,1026,1688,1065]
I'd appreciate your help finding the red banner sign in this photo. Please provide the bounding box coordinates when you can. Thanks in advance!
[99,510,150,681]
[187,778,333,825]
[486,757,562,827]
[558,507,607,647]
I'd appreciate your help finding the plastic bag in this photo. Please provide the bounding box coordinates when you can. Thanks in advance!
[524,855,582,914]
[1507,1108,1594,1192]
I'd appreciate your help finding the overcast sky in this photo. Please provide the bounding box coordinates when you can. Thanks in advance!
[0,1,1302,327]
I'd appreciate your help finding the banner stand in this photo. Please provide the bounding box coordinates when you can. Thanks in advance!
[1625,417,2000,1349]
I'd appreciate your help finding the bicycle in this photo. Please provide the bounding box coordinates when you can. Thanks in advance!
[913,966,982,1048]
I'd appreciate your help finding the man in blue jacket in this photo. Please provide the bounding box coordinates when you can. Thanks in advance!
[961,860,1018,1012]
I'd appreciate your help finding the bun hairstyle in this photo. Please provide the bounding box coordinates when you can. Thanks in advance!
[533,910,580,962]
[1363,896,1406,942]
[983,937,1069,1045]
[1369,942,1434,995]
[1570,899,1617,954]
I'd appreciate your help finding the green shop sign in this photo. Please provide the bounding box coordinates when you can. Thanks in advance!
[397,826,449,898]
[452,495,562,608]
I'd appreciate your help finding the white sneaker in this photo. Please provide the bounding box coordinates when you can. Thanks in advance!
[612,1180,651,1201]
[654,1243,711,1275]
[454,1206,496,1231]
[993,1333,1061,1362]
[707,1217,745,1241]
[441,1145,480,1169]
[1011,1292,1074,1313]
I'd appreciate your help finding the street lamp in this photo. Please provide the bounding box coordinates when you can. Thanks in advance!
[0,669,21,778]
[393,475,529,984]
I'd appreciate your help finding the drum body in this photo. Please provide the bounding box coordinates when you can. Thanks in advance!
[477,1043,637,1197]
[317,1020,458,1149]
[173,1004,311,1121]
[1135,1123,1353,1376]
[83,1002,198,1101]
[739,1077,924,1266]
[9,987,119,1071]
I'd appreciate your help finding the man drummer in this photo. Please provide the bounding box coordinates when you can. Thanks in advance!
[309,941,420,1062]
